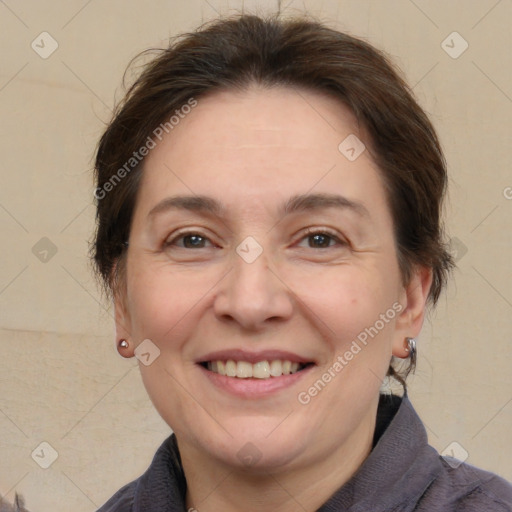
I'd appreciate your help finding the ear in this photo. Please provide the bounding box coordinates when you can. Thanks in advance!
[114,289,135,358]
[392,265,433,358]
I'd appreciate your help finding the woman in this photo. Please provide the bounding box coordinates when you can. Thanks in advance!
[91,13,512,512]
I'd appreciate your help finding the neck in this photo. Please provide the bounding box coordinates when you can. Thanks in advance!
[180,402,379,512]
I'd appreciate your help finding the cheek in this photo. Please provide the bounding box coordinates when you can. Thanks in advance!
[125,263,206,342]
[289,263,399,352]
[124,266,213,426]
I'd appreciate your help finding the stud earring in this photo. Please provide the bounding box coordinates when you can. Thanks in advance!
[119,339,129,349]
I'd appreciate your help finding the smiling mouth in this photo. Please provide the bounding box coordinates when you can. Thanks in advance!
[200,360,314,379]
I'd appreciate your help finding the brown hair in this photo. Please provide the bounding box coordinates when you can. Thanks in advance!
[92,13,454,386]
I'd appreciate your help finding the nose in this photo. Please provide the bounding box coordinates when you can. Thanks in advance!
[213,248,294,331]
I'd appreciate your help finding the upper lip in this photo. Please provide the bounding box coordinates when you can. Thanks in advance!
[196,349,316,365]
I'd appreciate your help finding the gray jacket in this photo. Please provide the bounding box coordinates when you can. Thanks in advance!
[97,394,512,511]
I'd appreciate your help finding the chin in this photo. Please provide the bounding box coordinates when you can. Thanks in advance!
[202,419,312,472]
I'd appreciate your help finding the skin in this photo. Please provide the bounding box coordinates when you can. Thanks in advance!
[115,85,432,511]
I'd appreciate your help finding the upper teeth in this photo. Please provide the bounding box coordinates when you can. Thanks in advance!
[207,360,303,379]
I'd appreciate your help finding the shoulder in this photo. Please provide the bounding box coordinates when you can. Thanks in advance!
[95,434,185,512]
[420,456,512,511]
[96,480,137,512]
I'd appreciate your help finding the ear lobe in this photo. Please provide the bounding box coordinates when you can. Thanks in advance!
[392,266,433,358]
[114,292,134,357]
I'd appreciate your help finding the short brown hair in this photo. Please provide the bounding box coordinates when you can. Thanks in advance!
[92,13,454,385]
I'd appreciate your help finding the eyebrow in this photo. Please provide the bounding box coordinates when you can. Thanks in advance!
[283,193,369,218]
[148,195,224,217]
[148,193,370,219]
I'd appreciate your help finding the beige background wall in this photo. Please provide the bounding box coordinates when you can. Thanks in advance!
[0,0,510,510]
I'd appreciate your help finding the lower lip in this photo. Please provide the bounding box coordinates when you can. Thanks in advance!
[198,364,315,398]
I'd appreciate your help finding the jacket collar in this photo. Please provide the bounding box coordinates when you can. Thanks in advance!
[133,433,186,510]
[317,394,443,511]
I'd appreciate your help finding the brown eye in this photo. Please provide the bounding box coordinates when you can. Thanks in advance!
[165,232,213,249]
[308,233,334,248]
[296,229,345,249]
[181,234,208,248]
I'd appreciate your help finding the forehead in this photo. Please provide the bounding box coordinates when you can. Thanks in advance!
[166,85,362,154]
[137,85,387,217]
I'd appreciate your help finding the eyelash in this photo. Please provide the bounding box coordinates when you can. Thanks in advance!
[163,228,347,250]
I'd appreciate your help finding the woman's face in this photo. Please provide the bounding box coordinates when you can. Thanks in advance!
[116,85,430,472]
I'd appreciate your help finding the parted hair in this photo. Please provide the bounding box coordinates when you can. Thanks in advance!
[92,13,454,386]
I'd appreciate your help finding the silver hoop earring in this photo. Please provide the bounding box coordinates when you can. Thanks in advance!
[119,339,129,349]
[405,337,416,365]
